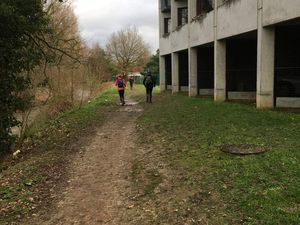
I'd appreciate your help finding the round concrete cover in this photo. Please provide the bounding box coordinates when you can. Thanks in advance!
[220,144,268,155]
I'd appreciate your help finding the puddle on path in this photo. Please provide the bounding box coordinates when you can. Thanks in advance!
[116,99,143,112]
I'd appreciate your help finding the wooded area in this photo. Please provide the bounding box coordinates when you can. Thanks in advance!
[0,0,156,155]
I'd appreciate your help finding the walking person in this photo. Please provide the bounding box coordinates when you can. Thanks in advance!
[115,73,126,105]
[128,75,134,90]
[143,70,155,103]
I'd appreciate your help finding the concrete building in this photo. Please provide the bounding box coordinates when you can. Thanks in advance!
[159,0,300,108]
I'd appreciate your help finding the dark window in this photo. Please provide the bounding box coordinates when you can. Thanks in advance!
[196,0,201,15]
[275,26,300,97]
[196,0,213,15]
[164,17,171,34]
[178,7,188,26]
[197,47,214,89]
[161,0,171,12]
[226,40,257,92]
[165,54,172,86]
[179,50,189,87]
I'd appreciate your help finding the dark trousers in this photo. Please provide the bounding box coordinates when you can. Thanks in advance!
[129,81,133,90]
[146,86,153,103]
[118,90,125,105]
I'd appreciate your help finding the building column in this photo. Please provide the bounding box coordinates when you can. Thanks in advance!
[256,0,275,108]
[172,52,179,93]
[189,47,198,96]
[214,0,226,101]
[159,56,166,91]
[214,40,226,101]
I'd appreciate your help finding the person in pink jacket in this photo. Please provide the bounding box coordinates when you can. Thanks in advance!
[115,74,126,105]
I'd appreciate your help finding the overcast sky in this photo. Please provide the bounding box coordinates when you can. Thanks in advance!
[73,0,159,53]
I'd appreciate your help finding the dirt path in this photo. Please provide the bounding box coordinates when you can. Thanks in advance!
[38,99,143,225]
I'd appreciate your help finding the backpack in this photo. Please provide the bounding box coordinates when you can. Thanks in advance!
[145,75,153,86]
[117,78,123,88]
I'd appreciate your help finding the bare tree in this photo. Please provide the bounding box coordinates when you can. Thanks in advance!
[87,44,111,83]
[17,0,83,141]
[42,0,83,101]
[106,26,150,73]
[11,0,112,144]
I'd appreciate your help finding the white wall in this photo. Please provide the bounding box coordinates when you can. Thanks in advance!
[159,35,172,55]
[217,0,257,39]
[160,0,300,55]
[263,0,300,26]
[190,12,214,47]
[171,25,189,52]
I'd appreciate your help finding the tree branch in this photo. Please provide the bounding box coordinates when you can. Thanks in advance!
[25,32,81,64]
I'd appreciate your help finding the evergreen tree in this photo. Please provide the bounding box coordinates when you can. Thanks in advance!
[144,52,159,84]
[145,52,159,76]
[0,0,48,153]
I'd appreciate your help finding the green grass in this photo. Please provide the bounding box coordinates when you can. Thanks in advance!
[26,88,118,137]
[1,86,298,224]
[136,92,300,225]
[0,87,119,224]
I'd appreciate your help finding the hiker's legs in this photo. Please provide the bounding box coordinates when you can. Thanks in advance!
[121,91,125,105]
[119,90,125,105]
[146,87,153,103]
[149,87,153,103]
[118,91,122,102]
[146,87,150,102]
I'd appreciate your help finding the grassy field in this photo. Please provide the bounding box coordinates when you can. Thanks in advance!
[133,91,300,225]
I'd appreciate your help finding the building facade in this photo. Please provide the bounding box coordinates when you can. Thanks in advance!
[159,0,300,108]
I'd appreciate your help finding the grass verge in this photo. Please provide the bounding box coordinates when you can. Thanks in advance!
[0,87,119,224]
[132,92,300,225]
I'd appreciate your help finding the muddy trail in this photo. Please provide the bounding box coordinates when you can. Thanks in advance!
[29,99,143,225]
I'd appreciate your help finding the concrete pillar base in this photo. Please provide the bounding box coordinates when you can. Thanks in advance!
[172,85,180,93]
[160,83,166,92]
[189,86,198,96]
[215,89,226,101]
[256,92,274,108]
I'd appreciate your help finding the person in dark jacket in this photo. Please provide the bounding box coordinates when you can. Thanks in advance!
[143,70,156,103]
[128,75,134,90]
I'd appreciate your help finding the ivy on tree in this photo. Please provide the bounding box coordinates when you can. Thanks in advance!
[0,0,48,153]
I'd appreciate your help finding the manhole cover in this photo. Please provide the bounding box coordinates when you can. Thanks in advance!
[220,144,268,155]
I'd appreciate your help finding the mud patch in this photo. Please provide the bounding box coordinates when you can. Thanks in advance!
[117,100,143,113]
